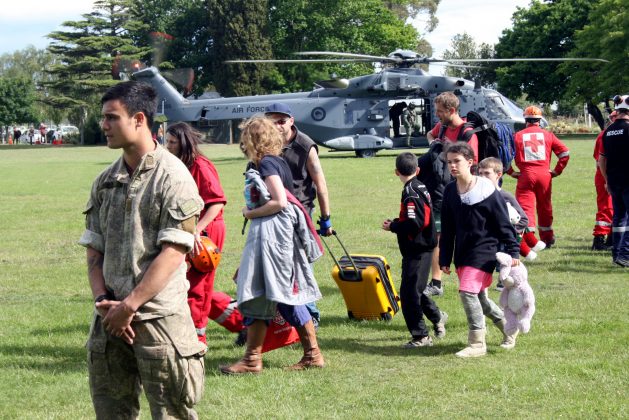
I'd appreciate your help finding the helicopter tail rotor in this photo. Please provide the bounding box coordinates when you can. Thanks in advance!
[162,68,195,96]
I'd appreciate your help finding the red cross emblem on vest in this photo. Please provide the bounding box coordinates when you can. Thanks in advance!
[523,132,545,161]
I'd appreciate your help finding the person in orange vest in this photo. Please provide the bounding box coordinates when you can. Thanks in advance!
[507,106,570,249]
[591,111,617,250]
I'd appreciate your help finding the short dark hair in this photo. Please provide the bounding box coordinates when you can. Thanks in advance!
[101,81,157,128]
[396,152,418,176]
[166,122,204,168]
[446,141,475,161]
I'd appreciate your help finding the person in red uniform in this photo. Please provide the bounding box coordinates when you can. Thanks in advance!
[166,122,244,343]
[507,106,570,248]
[591,111,617,250]
[423,92,479,297]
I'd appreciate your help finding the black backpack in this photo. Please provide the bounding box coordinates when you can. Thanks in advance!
[417,140,451,209]
[462,111,516,171]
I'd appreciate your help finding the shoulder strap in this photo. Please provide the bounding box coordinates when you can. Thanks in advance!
[438,123,446,140]
[459,123,475,142]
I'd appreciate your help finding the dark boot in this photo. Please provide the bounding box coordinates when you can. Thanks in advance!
[287,320,325,370]
[605,235,613,250]
[592,235,606,251]
[220,320,266,375]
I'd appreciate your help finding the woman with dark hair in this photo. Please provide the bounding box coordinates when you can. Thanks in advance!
[165,122,243,344]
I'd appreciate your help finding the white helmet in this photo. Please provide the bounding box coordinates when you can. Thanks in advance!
[613,95,629,111]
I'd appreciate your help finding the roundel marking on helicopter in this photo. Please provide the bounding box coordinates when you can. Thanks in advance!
[311,107,326,121]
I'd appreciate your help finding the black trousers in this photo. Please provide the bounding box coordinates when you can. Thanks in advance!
[400,250,441,338]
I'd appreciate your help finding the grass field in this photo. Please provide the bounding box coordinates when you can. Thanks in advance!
[0,139,627,419]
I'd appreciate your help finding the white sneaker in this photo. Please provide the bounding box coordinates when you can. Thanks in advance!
[524,250,538,261]
[532,241,546,252]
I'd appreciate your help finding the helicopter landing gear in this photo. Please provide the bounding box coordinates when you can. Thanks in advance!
[355,149,376,158]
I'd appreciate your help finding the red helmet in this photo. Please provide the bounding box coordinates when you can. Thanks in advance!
[188,236,221,273]
[523,106,543,119]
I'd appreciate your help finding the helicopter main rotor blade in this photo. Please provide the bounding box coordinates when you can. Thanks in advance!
[225,58,375,64]
[430,63,483,69]
[296,51,401,63]
[444,57,609,63]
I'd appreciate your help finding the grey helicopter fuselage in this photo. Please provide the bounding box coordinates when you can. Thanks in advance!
[133,66,527,156]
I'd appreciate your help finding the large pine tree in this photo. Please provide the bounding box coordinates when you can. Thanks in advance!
[45,0,150,143]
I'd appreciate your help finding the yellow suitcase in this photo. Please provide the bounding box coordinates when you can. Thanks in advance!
[324,234,400,321]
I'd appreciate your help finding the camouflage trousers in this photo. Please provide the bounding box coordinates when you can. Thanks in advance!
[87,313,206,420]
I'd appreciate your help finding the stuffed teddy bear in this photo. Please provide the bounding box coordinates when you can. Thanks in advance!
[496,252,535,336]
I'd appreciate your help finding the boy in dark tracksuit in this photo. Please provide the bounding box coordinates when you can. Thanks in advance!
[382,153,448,348]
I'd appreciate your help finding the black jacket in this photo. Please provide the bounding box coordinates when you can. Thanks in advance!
[601,119,629,188]
[390,177,437,257]
[439,177,519,273]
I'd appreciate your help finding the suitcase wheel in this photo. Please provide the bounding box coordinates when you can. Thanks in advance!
[381,312,392,321]
[348,311,355,320]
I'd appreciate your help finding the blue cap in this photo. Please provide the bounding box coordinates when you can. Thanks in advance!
[265,103,293,118]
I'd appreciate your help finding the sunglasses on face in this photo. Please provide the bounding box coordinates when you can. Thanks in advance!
[613,95,629,106]
[273,119,289,125]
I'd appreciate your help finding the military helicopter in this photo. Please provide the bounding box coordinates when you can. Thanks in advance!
[131,49,606,157]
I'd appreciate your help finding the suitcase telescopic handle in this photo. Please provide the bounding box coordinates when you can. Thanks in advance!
[320,231,361,279]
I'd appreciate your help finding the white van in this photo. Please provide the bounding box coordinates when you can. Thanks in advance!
[59,125,79,136]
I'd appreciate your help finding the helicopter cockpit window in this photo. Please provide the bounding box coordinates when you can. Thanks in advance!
[485,95,509,119]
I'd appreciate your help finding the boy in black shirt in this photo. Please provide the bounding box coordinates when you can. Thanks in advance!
[382,153,447,347]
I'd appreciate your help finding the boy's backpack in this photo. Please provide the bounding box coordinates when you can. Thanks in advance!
[463,111,516,171]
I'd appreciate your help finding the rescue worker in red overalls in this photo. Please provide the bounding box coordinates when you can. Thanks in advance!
[591,111,617,250]
[507,106,570,249]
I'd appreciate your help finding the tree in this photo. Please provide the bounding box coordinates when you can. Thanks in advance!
[0,47,64,125]
[565,0,629,107]
[45,0,150,143]
[0,77,37,140]
[494,0,600,104]
[207,0,276,97]
[382,0,441,31]
[267,0,421,92]
[442,33,496,85]
[126,0,215,95]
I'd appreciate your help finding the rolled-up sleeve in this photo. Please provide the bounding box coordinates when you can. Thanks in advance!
[156,180,203,252]
[78,188,105,252]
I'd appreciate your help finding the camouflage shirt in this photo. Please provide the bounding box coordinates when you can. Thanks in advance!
[79,144,203,320]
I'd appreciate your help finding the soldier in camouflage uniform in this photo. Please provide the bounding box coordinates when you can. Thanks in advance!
[79,81,206,419]
[402,103,422,147]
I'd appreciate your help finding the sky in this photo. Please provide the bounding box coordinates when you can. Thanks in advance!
[421,0,531,58]
[0,0,530,66]
[0,0,95,55]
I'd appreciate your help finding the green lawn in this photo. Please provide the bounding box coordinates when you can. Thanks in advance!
[0,139,627,419]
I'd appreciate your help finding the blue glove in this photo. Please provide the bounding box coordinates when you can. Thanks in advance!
[317,216,332,236]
